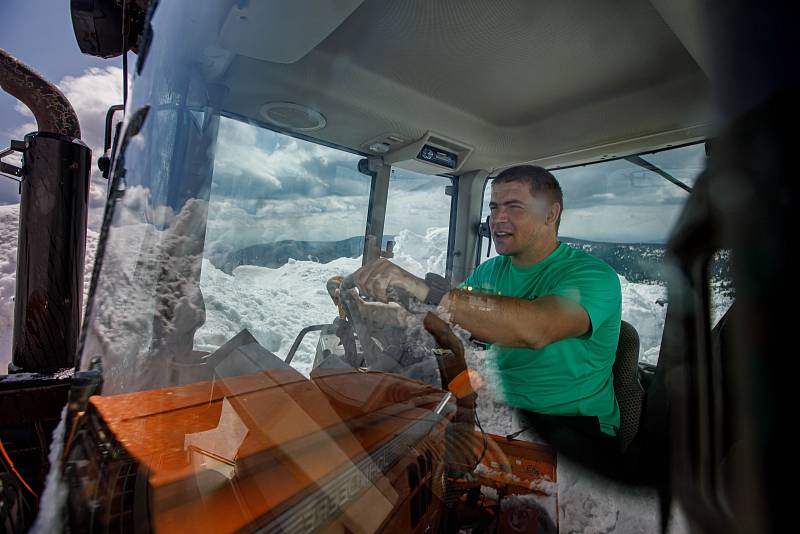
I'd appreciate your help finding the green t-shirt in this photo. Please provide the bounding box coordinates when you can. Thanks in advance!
[462,243,621,436]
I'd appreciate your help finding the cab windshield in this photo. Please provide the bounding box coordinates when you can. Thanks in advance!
[79,105,453,391]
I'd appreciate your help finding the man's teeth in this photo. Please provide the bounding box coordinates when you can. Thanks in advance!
[495,232,511,236]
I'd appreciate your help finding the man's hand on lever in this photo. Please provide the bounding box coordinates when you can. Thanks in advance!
[352,259,429,304]
[348,296,416,330]
[347,259,430,329]
[350,261,481,411]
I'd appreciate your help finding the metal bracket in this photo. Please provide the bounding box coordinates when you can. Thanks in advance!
[98,104,125,179]
[477,215,492,257]
[67,356,104,414]
[0,141,25,187]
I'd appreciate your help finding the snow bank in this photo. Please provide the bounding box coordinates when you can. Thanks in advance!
[620,276,733,365]
[80,196,213,393]
[29,407,69,534]
[195,226,448,377]
[0,205,18,372]
[557,454,690,533]
[196,255,362,377]
[391,227,449,278]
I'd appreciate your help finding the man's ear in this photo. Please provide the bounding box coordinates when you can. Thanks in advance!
[546,202,561,226]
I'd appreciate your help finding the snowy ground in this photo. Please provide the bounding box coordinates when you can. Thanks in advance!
[194,226,451,376]
[194,226,731,374]
[0,205,17,370]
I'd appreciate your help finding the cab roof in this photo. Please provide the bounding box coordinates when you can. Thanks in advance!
[211,0,713,173]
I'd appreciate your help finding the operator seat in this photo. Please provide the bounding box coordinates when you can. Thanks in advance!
[614,320,644,451]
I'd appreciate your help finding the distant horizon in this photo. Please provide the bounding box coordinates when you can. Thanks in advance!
[0,204,673,247]
[559,235,666,246]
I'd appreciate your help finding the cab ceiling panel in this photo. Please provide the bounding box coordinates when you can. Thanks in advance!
[215,0,712,172]
[218,0,365,64]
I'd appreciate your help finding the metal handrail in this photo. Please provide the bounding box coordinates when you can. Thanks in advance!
[284,324,328,364]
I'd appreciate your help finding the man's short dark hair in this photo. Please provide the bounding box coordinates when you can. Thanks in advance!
[492,165,563,228]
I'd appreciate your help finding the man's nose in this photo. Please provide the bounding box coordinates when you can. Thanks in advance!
[492,207,509,224]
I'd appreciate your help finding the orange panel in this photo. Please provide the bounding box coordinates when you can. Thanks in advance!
[85,368,456,533]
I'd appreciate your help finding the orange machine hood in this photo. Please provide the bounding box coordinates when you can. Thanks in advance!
[76,367,455,533]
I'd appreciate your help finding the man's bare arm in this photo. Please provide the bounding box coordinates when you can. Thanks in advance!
[438,289,590,349]
[351,260,590,349]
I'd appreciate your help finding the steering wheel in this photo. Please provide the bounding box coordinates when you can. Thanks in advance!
[331,274,446,387]
[336,273,512,477]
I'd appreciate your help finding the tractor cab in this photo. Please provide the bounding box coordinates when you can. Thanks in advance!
[4,0,794,532]
[62,2,723,531]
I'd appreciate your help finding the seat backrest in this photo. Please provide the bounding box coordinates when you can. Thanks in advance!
[613,320,645,451]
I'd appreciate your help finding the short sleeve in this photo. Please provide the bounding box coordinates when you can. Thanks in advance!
[459,270,477,290]
[458,258,494,291]
[547,261,621,336]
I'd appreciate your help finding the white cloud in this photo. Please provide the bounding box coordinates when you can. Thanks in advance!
[10,117,36,141]
[58,66,129,229]
[590,192,616,200]
[203,194,372,260]
[7,66,129,228]
[215,120,313,192]
[560,204,684,243]
[212,117,365,198]
[58,66,127,150]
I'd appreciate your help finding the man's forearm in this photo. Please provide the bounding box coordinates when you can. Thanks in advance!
[438,289,542,348]
[350,260,589,348]
[437,289,590,349]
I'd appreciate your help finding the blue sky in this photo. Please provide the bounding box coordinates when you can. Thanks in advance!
[1,1,128,204]
[0,1,117,138]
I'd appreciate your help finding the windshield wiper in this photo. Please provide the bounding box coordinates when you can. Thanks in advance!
[624,154,693,193]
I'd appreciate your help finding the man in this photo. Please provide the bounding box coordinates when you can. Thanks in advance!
[353,165,622,457]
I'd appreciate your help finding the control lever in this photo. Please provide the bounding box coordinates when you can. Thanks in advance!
[340,273,357,292]
[477,215,492,257]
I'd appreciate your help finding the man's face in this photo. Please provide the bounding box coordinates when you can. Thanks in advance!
[489,181,556,258]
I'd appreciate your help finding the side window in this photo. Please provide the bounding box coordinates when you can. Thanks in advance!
[476,143,734,364]
[383,167,453,278]
[709,249,735,327]
[477,179,497,264]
